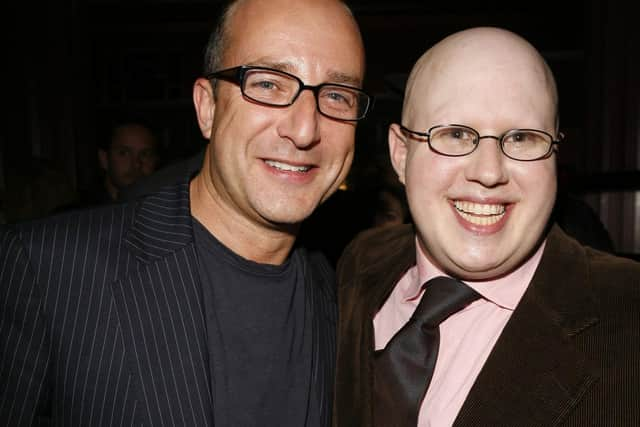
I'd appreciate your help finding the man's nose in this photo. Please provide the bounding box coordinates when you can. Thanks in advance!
[277,89,321,149]
[133,154,146,170]
[463,136,509,187]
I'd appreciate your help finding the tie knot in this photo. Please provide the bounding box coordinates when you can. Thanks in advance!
[412,276,481,327]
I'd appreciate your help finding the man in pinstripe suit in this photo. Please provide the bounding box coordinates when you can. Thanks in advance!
[0,0,370,425]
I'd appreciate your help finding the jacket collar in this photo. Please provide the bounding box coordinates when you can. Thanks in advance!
[115,179,214,426]
[357,225,417,318]
[454,225,599,426]
[358,224,599,335]
[351,224,600,427]
[124,180,194,264]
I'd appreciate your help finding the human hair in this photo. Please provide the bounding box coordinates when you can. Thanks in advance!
[202,0,242,76]
[97,114,157,151]
[201,0,356,76]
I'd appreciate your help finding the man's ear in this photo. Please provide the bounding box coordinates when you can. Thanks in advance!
[98,148,108,171]
[193,78,216,139]
[388,123,409,185]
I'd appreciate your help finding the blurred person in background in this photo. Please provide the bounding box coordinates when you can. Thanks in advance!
[93,120,160,203]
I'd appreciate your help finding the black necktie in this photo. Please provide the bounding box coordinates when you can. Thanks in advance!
[373,276,481,427]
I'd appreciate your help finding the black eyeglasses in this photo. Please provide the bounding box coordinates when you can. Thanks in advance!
[400,124,563,161]
[205,65,372,121]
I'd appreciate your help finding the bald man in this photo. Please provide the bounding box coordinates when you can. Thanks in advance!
[335,27,640,427]
[0,0,371,425]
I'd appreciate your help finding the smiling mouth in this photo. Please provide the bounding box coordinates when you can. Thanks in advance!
[453,200,506,226]
[265,160,311,173]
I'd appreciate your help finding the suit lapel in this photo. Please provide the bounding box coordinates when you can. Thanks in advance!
[355,226,418,319]
[124,182,194,264]
[455,227,599,427]
[112,182,213,426]
[304,250,338,427]
[360,251,417,319]
[337,225,416,427]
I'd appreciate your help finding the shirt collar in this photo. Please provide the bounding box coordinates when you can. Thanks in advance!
[402,236,547,310]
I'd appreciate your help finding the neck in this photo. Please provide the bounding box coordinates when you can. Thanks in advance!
[189,167,298,266]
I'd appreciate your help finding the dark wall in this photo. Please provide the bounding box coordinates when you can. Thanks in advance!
[3,0,639,254]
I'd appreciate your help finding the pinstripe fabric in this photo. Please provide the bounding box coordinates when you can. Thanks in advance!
[306,251,337,427]
[1,202,145,426]
[1,181,337,426]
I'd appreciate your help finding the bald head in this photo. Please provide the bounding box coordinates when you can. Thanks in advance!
[388,26,562,280]
[204,0,362,76]
[402,27,558,132]
[190,0,366,263]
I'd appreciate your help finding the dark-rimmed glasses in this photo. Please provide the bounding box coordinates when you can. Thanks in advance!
[205,65,372,122]
[400,124,563,161]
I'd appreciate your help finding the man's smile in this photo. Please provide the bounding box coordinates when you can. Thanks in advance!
[265,159,312,173]
[453,200,507,226]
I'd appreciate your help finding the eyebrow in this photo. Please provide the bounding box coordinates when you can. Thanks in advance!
[326,71,362,87]
[246,59,362,87]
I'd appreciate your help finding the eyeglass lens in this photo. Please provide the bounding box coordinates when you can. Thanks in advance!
[242,69,366,120]
[430,126,553,160]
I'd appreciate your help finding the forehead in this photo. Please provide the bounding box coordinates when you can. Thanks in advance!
[112,126,156,149]
[405,39,556,128]
[223,0,365,84]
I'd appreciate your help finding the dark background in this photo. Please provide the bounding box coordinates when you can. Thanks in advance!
[3,0,639,256]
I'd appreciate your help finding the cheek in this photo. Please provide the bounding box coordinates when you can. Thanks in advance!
[404,153,458,202]
[515,162,557,209]
[320,130,355,196]
[317,123,356,167]
[141,160,157,174]
[335,148,355,187]
[212,103,275,156]
[110,156,130,173]
[332,128,356,163]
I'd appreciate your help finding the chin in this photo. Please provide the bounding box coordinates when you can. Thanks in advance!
[457,268,510,282]
[445,256,513,281]
[262,208,315,228]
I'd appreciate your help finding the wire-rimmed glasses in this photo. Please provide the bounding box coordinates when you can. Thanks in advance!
[399,124,563,161]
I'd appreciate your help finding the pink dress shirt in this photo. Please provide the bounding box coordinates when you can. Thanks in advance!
[373,238,546,427]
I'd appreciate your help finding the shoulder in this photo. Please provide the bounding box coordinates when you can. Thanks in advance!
[584,246,640,295]
[338,224,415,272]
[299,246,336,294]
[337,224,415,290]
[305,248,335,279]
[7,202,137,247]
[546,225,640,299]
[119,151,203,202]
[0,204,138,280]
[296,247,338,322]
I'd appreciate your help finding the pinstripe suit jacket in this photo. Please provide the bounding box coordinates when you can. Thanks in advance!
[335,224,640,427]
[0,181,337,426]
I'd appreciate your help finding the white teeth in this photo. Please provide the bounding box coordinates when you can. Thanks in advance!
[454,200,506,226]
[457,210,503,225]
[265,160,310,172]
[454,200,505,215]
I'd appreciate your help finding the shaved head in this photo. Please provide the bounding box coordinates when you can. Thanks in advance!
[403,27,558,131]
[203,0,359,76]
[191,0,366,264]
[390,26,561,280]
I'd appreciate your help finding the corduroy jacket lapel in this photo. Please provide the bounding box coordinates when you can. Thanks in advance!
[336,224,601,427]
[335,225,417,427]
[454,226,599,427]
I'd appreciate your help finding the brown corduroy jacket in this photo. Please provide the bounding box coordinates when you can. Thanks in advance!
[335,224,640,427]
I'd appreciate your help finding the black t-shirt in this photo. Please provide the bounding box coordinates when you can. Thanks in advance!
[192,218,316,427]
